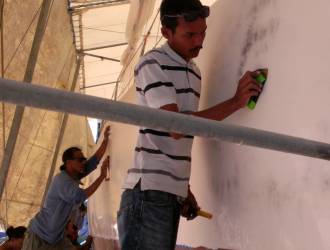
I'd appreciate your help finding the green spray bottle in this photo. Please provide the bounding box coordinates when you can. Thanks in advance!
[247,68,268,110]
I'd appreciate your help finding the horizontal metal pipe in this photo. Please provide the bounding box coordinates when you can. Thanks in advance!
[80,81,117,90]
[0,77,330,161]
[81,42,128,52]
[80,52,120,62]
[69,0,129,13]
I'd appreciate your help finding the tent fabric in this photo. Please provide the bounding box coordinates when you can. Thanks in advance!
[113,0,162,100]
[0,0,95,227]
[120,0,156,66]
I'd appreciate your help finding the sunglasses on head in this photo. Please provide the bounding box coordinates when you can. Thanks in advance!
[162,5,210,22]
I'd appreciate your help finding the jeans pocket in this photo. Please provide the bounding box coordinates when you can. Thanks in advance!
[117,189,134,216]
[117,195,138,250]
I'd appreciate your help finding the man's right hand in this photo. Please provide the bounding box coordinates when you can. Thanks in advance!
[233,70,263,109]
[103,126,111,140]
[100,156,110,179]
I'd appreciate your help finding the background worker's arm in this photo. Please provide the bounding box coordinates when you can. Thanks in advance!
[84,156,109,197]
[92,126,111,161]
[160,71,261,139]
[82,126,111,177]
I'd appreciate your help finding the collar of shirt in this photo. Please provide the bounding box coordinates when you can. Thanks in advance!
[162,42,195,67]
[64,170,83,184]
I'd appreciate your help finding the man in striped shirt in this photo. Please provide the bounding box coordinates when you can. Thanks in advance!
[118,0,262,249]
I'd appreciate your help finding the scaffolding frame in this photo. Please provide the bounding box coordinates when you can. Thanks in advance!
[68,0,129,94]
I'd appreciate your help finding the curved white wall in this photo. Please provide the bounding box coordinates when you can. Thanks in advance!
[177,0,330,249]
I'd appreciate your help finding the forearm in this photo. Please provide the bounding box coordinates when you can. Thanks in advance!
[161,99,240,139]
[93,137,108,161]
[161,99,241,139]
[84,175,105,198]
[193,97,241,121]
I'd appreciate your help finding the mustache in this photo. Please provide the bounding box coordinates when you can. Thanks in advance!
[189,46,203,52]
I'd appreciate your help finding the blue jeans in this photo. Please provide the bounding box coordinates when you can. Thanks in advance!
[117,183,181,250]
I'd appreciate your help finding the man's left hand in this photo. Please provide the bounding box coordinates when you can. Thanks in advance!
[181,187,200,220]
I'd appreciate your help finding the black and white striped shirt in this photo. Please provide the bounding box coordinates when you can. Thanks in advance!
[123,43,201,198]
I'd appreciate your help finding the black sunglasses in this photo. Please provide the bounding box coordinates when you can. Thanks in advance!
[71,157,87,163]
[162,6,210,22]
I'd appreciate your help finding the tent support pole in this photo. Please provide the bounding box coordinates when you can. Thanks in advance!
[0,0,54,200]
[41,58,81,205]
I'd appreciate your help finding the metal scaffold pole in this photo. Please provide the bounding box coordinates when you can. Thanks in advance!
[0,77,330,162]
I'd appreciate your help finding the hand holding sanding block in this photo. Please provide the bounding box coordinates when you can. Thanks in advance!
[197,210,213,219]
[247,68,268,110]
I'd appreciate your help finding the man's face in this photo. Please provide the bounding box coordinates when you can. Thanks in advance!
[68,150,87,175]
[163,16,207,61]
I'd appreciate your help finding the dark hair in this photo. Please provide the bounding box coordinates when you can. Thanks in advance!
[60,147,82,171]
[160,0,204,32]
[6,226,26,239]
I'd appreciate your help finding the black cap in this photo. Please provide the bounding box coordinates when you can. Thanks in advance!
[60,147,82,171]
